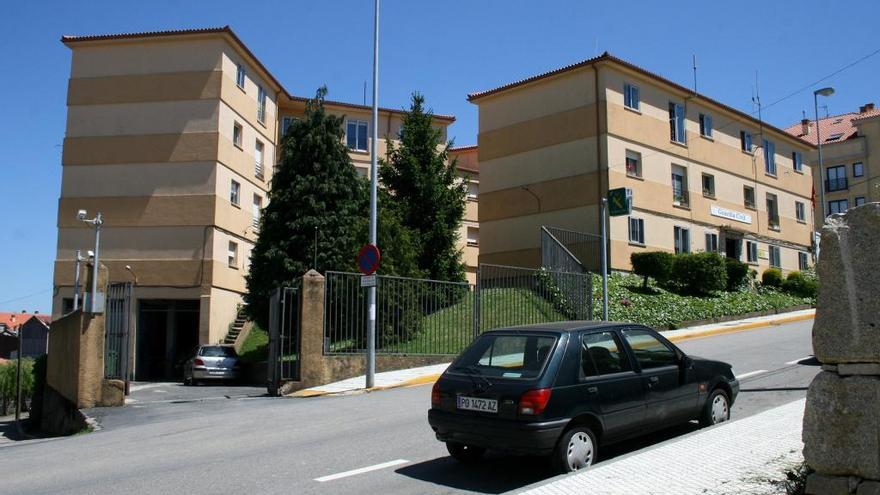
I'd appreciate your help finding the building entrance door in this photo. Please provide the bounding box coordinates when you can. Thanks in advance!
[724,236,742,260]
[135,300,200,381]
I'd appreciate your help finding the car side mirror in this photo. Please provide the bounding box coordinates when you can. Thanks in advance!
[681,355,694,369]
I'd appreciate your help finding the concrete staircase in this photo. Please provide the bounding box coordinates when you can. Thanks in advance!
[224,309,248,345]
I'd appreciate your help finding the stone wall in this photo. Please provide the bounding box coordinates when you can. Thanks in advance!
[803,204,880,495]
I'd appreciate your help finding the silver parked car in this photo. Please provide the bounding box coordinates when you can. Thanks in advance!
[183,345,241,385]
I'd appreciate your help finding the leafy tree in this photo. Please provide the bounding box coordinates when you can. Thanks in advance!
[245,88,365,328]
[631,252,675,289]
[380,93,467,282]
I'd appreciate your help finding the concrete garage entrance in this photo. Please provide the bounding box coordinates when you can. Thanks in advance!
[135,300,199,381]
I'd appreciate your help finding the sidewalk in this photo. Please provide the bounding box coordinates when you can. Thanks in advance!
[291,308,814,397]
[518,399,807,495]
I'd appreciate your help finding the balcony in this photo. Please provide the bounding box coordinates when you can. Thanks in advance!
[826,178,848,192]
[672,190,690,207]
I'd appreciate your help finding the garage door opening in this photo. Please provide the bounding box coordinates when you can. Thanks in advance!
[135,300,200,381]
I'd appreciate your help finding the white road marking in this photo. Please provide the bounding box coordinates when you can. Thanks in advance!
[736,370,768,380]
[314,459,410,482]
[785,356,813,365]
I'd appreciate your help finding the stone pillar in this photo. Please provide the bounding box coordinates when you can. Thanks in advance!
[803,204,880,495]
[294,270,328,391]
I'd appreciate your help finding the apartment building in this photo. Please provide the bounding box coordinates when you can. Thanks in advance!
[449,145,480,284]
[470,52,816,277]
[784,103,880,226]
[53,27,460,380]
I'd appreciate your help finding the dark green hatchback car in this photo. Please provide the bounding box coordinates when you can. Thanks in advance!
[428,322,739,473]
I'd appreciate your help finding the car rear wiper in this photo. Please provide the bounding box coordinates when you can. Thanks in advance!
[456,364,494,390]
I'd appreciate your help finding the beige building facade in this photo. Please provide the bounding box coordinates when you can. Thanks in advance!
[53,27,460,380]
[449,145,480,284]
[784,103,880,227]
[470,53,816,277]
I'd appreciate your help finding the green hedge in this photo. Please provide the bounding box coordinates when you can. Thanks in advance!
[631,252,675,288]
[725,258,751,291]
[672,252,727,295]
[782,271,818,298]
[762,268,783,288]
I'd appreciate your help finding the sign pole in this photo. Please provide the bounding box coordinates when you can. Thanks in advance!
[366,0,380,389]
[601,198,609,321]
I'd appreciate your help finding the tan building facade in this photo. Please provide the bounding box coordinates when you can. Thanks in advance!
[470,53,816,277]
[53,27,460,380]
[449,145,480,284]
[784,103,880,227]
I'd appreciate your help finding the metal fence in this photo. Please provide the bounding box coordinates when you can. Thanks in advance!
[542,226,602,272]
[476,264,593,333]
[104,282,132,380]
[268,284,301,394]
[324,271,473,355]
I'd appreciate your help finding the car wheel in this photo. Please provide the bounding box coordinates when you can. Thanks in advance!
[446,442,485,463]
[700,389,730,427]
[554,426,597,473]
[183,369,192,386]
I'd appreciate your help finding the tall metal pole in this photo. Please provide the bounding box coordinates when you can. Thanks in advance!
[600,198,609,321]
[15,320,22,425]
[90,213,103,312]
[73,250,82,311]
[366,0,380,389]
[814,93,828,220]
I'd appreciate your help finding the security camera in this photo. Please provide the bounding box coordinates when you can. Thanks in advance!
[125,265,133,271]
[77,209,88,221]
[87,250,95,259]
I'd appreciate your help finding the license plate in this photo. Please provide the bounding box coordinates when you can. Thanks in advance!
[457,396,498,413]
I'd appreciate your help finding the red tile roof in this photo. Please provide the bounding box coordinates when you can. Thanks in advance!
[784,105,880,145]
[61,26,455,123]
[0,312,50,329]
[468,52,814,149]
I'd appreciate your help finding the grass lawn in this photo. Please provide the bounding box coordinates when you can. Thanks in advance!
[238,324,268,364]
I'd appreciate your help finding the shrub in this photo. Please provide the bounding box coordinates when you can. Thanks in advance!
[782,271,818,298]
[762,268,783,288]
[671,252,727,294]
[631,252,675,288]
[724,258,750,291]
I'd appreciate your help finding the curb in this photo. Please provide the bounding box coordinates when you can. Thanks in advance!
[291,311,815,398]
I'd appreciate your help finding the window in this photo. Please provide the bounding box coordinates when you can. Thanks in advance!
[623,83,640,111]
[792,151,803,172]
[740,130,752,152]
[233,122,243,148]
[853,162,864,178]
[452,334,558,379]
[743,185,756,209]
[625,149,642,178]
[62,298,74,315]
[796,201,806,223]
[705,232,718,252]
[766,193,779,230]
[855,196,867,207]
[252,194,262,229]
[621,329,677,370]
[230,180,240,206]
[580,332,632,378]
[236,64,246,89]
[255,140,264,179]
[827,133,844,142]
[671,164,689,206]
[467,226,479,246]
[227,241,239,268]
[769,246,781,268]
[674,226,690,254]
[746,241,758,263]
[826,165,848,192]
[763,139,777,175]
[467,182,479,200]
[669,102,686,144]
[701,173,715,197]
[628,217,645,245]
[257,86,267,124]
[281,116,296,136]
[346,120,369,151]
[699,113,713,138]
[798,252,809,271]
[828,199,848,215]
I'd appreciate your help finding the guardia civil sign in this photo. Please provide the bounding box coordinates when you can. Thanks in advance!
[607,187,633,216]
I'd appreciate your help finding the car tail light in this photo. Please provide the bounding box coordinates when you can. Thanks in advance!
[431,381,441,407]
[519,388,552,416]
[194,358,205,366]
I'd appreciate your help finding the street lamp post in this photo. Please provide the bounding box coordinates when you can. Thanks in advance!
[814,87,834,220]
[366,0,380,389]
[13,314,22,425]
[73,250,84,311]
[77,210,103,313]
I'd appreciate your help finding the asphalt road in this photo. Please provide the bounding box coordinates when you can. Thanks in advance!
[0,320,818,495]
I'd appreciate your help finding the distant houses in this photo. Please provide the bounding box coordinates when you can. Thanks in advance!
[0,312,51,359]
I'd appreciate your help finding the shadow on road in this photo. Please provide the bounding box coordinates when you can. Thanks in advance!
[397,422,703,493]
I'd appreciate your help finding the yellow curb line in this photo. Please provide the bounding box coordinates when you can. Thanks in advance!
[291,311,815,397]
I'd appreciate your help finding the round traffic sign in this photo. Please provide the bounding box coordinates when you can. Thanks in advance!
[357,244,381,275]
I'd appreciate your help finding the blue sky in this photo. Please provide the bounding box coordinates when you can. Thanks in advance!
[1,0,878,313]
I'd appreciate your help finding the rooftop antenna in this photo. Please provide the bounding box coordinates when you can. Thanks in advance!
[820,105,829,118]
[802,110,807,120]
[692,54,698,94]
[363,81,367,106]
[594,37,599,57]
[752,70,764,138]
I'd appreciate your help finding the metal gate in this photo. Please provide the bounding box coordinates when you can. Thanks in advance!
[104,282,133,382]
[268,285,301,395]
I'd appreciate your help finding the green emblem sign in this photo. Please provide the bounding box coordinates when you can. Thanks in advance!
[607,188,633,216]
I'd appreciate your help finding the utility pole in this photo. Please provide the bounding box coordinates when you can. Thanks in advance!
[600,198,609,321]
[366,0,380,389]
[73,250,83,311]
[14,315,22,427]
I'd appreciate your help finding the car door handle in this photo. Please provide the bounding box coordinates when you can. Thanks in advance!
[587,386,598,394]
[648,376,660,383]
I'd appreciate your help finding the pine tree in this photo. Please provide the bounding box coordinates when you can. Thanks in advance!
[245,88,365,327]
[380,93,467,282]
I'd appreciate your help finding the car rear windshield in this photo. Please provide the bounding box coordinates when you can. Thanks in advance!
[199,346,238,357]
[451,334,557,379]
